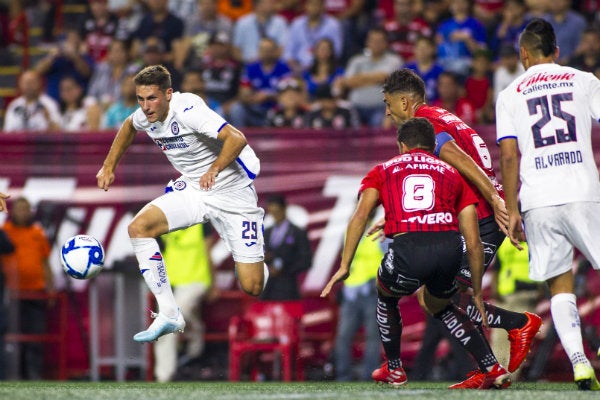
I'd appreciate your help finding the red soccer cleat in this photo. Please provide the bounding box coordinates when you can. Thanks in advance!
[371,363,408,387]
[448,370,485,389]
[479,363,512,389]
[507,311,543,372]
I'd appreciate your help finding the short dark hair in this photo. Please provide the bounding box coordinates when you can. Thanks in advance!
[134,65,172,91]
[267,193,287,208]
[382,69,426,100]
[519,18,557,57]
[397,117,436,152]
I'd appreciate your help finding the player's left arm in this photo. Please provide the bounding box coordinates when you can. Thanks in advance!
[0,192,10,213]
[439,140,509,234]
[498,137,525,248]
[199,124,248,190]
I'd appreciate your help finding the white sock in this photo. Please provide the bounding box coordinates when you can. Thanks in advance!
[263,262,270,291]
[550,293,590,367]
[131,238,178,318]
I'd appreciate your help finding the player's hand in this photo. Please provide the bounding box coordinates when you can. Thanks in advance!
[507,214,525,250]
[471,292,489,328]
[0,192,10,212]
[366,217,386,242]
[199,168,218,190]
[96,166,115,191]
[320,266,350,298]
[492,195,510,236]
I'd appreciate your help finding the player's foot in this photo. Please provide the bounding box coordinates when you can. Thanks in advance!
[574,363,600,390]
[507,311,542,372]
[371,362,407,387]
[478,363,511,389]
[448,370,485,389]
[133,309,185,343]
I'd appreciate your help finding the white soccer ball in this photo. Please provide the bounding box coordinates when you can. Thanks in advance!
[61,235,105,279]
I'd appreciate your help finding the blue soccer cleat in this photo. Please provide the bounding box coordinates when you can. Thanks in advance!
[134,309,186,343]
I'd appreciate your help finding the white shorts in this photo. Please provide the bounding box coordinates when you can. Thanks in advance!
[150,177,264,263]
[523,202,600,281]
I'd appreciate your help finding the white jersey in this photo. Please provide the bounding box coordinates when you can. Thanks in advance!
[496,63,600,211]
[131,92,260,192]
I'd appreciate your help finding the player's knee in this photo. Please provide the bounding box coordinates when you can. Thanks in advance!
[241,281,263,297]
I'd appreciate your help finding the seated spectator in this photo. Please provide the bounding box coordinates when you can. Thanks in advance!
[267,78,308,128]
[335,28,402,127]
[135,36,182,90]
[436,0,487,78]
[102,73,138,129]
[301,38,344,101]
[492,0,529,55]
[276,0,303,23]
[85,39,139,112]
[131,0,184,63]
[34,29,94,103]
[199,31,242,118]
[567,27,600,76]
[232,0,289,63]
[383,0,432,63]
[546,0,587,65]
[405,35,445,102]
[229,37,292,127]
[174,0,233,70]
[283,0,343,73]
[78,0,130,63]
[58,76,101,131]
[217,0,253,21]
[3,70,61,133]
[464,49,493,123]
[493,44,524,102]
[306,84,359,129]
[180,69,223,113]
[432,71,476,125]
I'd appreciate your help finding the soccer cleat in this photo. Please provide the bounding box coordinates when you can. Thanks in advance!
[478,363,512,389]
[574,363,600,391]
[507,311,543,372]
[133,309,186,343]
[371,362,408,387]
[448,370,485,389]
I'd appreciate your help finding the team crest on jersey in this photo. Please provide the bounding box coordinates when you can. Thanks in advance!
[173,180,186,191]
[171,121,179,135]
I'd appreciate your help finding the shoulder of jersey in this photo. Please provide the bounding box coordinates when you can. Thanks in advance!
[171,92,207,113]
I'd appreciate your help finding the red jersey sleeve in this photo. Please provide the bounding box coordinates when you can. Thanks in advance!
[455,175,479,213]
[359,165,382,195]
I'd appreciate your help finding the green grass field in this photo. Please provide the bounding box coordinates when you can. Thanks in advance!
[0,381,596,400]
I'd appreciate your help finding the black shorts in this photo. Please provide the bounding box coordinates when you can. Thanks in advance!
[377,231,462,299]
[455,216,506,287]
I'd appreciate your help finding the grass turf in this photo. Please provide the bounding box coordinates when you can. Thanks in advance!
[0,381,596,400]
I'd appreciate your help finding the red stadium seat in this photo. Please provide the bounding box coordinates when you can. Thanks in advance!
[228,301,304,381]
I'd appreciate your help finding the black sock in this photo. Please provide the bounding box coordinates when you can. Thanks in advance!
[434,302,498,371]
[376,294,402,367]
[461,296,528,330]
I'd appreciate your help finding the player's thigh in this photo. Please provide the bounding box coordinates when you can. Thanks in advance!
[129,203,170,237]
[150,182,210,231]
[562,202,600,270]
[523,207,573,281]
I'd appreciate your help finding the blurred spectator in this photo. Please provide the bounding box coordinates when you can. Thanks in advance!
[180,69,223,112]
[174,0,233,71]
[168,0,199,20]
[58,76,101,131]
[260,194,312,300]
[267,78,308,128]
[131,0,184,63]
[492,0,529,55]
[1,197,53,380]
[431,71,476,125]
[383,0,432,63]
[217,0,253,20]
[464,49,494,123]
[567,27,600,75]
[493,44,524,102]
[333,218,382,381]
[85,39,139,111]
[135,36,182,90]
[336,28,402,127]
[3,70,61,133]
[229,37,292,127]
[0,228,14,380]
[232,0,289,63]
[34,29,94,103]
[421,0,452,29]
[436,0,487,78]
[405,35,445,102]
[102,73,139,129]
[276,0,304,23]
[306,84,360,129]
[525,0,549,18]
[283,0,343,73]
[78,0,130,63]
[546,0,587,65]
[301,38,344,101]
[107,0,146,34]
[0,3,10,64]
[200,31,242,119]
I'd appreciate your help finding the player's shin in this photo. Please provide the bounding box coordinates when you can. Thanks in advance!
[376,294,402,369]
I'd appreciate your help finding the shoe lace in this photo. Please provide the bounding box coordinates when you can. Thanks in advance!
[148,308,158,319]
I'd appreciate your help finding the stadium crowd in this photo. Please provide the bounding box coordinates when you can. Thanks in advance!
[0,0,598,132]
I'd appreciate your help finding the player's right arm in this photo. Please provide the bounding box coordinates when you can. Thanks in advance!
[96,117,137,191]
[0,192,10,212]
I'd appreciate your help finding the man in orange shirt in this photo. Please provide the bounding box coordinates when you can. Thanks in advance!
[2,197,53,380]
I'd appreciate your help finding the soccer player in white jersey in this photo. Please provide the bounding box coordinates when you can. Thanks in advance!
[96,65,269,343]
[497,18,600,391]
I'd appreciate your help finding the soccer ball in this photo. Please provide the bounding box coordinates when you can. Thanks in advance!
[61,235,105,279]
